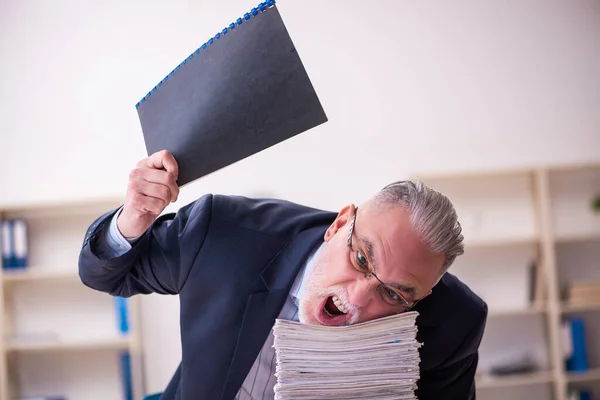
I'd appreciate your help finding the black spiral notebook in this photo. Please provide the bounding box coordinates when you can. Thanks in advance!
[135,0,328,187]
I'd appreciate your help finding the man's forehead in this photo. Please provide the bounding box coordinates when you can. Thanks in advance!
[355,207,441,293]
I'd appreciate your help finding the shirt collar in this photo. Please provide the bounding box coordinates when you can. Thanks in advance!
[289,241,325,304]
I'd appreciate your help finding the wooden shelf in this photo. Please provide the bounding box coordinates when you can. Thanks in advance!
[555,232,600,244]
[413,167,534,182]
[0,196,124,218]
[561,302,600,313]
[476,371,554,389]
[464,236,539,249]
[0,197,144,400]
[488,305,547,318]
[5,336,132,353]
[412,163,600,400]
[2,267,79,283]
[566,368,600,383]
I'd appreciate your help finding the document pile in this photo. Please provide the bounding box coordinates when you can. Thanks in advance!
[272,311,422,399]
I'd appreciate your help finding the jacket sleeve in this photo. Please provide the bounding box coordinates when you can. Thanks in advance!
[78,194,213,297]
[416,304,488,400]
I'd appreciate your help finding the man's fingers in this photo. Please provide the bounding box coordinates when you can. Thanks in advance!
[140,168,179,202]
[161,151,179,179]
[129,167,179,203]
[145,150,179,179]
[121,151,179,238]
[129,191,168,215]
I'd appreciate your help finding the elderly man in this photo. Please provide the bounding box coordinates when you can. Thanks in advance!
[78,150,487,400]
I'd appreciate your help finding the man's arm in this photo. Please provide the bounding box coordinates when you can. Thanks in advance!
[94,207,139,259]
[79,193,213,297]
[78,150,208,297]
[416,303,488,399]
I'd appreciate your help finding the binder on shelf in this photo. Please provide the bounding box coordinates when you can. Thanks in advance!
[115,296,129,335]
[120,351,134,400]
[564,317,589,372]
[568,388,592,400]
[13,218,29,268]
[1,218,29,270]
[1,219,12,269]
[136,0,328,187]
[115,298,133,400]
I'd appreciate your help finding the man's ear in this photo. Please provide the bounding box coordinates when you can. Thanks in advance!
[324,204,356,242]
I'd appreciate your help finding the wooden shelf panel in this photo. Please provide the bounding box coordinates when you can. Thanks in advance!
[413,167,534,182]
[488,305,547,318]
[561,302,600,313]
[566,368,600,383]
[464,236,540,249]
[555,232,600,244]
[476,370,554,389]
[0,196,124,218]
[6,336,131,353]
[2,267,79,283]
[12,346,130,400]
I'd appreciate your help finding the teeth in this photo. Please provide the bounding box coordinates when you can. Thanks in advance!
[332,296,348,314]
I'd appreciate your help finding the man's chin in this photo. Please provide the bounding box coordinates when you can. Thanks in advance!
[298,315,319,325]
[299,314,344,326]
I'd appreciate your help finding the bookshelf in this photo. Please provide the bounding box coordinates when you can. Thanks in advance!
[414,163,600,400]
[0,197,145,400]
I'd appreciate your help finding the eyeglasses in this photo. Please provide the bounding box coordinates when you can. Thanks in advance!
[346,206,420,312]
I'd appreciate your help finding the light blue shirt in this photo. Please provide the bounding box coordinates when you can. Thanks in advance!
[103,208,321,399]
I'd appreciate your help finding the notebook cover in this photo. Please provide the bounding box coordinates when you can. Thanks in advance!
[135,1,328,186]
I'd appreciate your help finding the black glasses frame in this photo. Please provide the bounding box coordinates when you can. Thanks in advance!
[346,206,421,312]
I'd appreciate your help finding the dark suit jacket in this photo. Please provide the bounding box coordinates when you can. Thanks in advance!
[78,194,488,400]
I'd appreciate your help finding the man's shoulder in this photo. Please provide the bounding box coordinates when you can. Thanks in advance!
[437,272,488,320]
[205,194,338,239]
[415,272,488,369]
[429,272,488,333]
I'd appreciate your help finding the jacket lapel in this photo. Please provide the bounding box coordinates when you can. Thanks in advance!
[220,225,327,400]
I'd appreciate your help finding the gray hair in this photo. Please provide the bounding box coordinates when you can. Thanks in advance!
[370,180,464,278]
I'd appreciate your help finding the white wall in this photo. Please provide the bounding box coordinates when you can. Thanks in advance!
[2,0,600,394]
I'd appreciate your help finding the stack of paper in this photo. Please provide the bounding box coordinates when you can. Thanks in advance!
[272,311,422,399]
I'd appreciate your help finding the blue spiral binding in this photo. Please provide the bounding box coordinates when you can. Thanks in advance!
[136,0,276,109]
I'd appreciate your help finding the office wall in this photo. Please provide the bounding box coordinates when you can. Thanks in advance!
[1,0,600,393]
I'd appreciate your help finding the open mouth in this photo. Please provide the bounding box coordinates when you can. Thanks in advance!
[316,295,350,326]
[324,295,348,316]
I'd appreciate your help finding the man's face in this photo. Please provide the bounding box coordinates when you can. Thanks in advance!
[298,203,444,326]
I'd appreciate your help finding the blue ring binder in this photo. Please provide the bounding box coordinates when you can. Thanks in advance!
[135,0,277,109]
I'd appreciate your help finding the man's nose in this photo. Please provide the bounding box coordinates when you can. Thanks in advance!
[347,277,377,308]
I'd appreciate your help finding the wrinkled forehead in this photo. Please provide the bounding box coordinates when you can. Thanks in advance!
[358,206,444,290]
